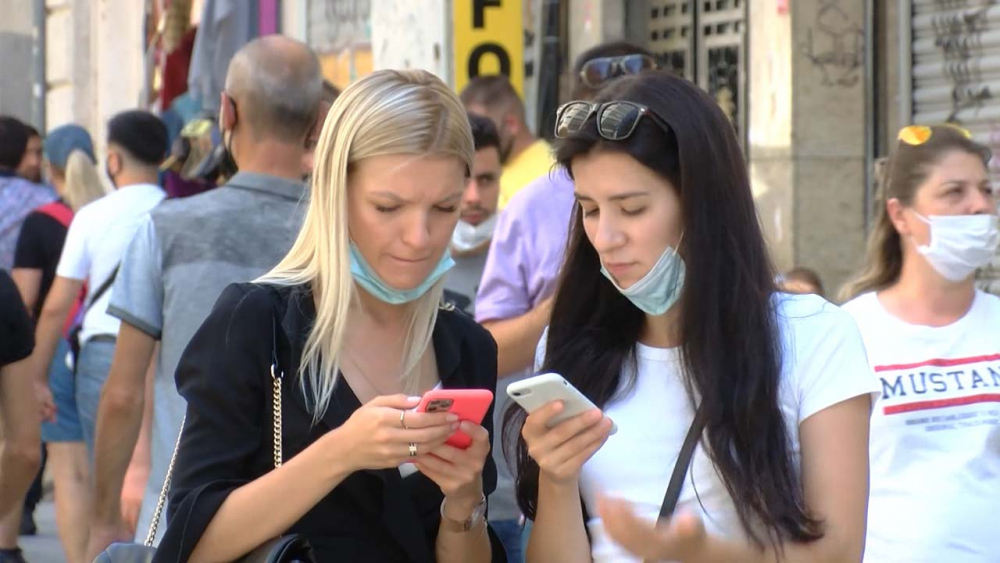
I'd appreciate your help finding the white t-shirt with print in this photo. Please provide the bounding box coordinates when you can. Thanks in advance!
[842,290,1000,563]
[56,183,165,345]
[535,294,878,563]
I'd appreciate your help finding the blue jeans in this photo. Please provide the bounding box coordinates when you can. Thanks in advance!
[40,339,84,442]
[491,519,525,563]
[75,339,116,458]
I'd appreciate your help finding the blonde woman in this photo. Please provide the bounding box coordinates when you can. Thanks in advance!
[11,125,107,563]
[840,124,1000,562]
[153,70,505,563]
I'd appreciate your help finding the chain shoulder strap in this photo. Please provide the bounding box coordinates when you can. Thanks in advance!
[144,317,285,544]
[270,315,284,468]
[144,414,185,546]
[271,363,284,468]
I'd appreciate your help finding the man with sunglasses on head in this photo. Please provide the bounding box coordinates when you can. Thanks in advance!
[474,41,656,563]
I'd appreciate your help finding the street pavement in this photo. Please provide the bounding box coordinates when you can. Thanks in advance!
[21,500,64,562]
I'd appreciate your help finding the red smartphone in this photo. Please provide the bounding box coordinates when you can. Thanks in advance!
[415,388,494,449]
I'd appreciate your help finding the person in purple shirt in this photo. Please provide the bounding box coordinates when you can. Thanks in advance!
[474,41,656,562]
[0,117,56,271]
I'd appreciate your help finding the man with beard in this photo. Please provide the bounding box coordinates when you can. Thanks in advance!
[442,113,502,315]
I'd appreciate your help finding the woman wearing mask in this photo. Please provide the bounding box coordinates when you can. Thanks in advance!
[506,71,879,563]
[153,70,505,563]
[11,125,107,563]
[840,125,1000,562]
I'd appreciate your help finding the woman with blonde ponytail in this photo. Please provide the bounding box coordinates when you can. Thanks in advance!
[154,70,505,563]
[841,124,1000,562]
[61,150,108,212]
[11,125,106,563]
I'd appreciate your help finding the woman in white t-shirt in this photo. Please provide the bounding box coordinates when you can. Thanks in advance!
[840,124,1000,563]
[504,71,880,563]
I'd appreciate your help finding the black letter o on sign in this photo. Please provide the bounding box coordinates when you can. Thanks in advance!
[468,43,511,78]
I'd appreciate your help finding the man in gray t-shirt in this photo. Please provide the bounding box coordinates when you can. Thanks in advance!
[443,113,502,316]
[85,36,324,557]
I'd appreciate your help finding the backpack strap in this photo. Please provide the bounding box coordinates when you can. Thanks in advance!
[35,201,73,228]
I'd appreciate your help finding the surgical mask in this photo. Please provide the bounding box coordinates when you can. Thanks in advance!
[452,214,498,253]
[601,243,686,316]
[349,242,455,304]
[217,101,239,180]
[105,154,119,189]
[913,213,1000,281]
[105,161,117,189]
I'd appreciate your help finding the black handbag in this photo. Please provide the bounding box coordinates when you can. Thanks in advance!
[93,319,315,563]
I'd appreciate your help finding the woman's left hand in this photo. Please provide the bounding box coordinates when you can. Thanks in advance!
[598,496,707,562]
[414,420,490,517]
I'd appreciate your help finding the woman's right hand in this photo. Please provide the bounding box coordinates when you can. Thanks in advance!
[522,401,614,484]
[333,394,460,472]
[33,380,56,423]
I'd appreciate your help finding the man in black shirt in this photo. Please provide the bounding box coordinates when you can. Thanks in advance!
[0,271,41,563]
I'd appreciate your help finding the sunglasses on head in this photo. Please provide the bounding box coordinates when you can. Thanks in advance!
[555,100,671,141]
[578,54,658,89]
[897,123,972,146]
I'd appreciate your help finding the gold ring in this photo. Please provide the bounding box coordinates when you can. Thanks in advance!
[408,443,418,457]
[400,410,409,429]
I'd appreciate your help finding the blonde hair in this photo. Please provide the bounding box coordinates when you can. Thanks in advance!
[840,125,991,301]
[258,69,475,419]
[63,150,109,211]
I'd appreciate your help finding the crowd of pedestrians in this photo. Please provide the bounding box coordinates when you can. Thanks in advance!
[0,31,996,563]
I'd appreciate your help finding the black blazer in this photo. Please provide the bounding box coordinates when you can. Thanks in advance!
[153,283,507,563]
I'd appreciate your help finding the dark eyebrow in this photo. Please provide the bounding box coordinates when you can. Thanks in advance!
[574,191,650,202]
[939,180,987,187]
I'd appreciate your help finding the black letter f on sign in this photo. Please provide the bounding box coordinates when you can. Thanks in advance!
[473,0,502,28]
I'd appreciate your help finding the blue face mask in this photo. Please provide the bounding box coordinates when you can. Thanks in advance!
[600,244,685,316]
[349,243,455,304]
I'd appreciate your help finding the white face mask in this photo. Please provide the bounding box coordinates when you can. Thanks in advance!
[913,213,1000,281]
[451,214,498,253]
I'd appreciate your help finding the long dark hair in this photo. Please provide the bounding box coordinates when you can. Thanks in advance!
[503,72,823,549]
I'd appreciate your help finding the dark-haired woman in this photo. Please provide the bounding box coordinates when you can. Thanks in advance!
[840,125,1000,563]
[506,71,879,563]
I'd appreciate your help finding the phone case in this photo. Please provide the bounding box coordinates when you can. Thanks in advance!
[506,373,617,434]
[416,388,494,449]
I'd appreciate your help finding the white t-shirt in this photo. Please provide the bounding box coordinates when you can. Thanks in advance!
[536,294,878,563]
[842,290,1000,563]
[56,183,165,345]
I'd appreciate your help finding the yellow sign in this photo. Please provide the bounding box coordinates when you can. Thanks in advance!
[454,0,524,97]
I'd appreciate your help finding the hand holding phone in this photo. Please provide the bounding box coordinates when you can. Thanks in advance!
[507,373,617,434]
[507,373,616,484]
[415,388,494,449]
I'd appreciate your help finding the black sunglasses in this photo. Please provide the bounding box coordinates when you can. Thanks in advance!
[578,55,658,89]
[554,101,671,141]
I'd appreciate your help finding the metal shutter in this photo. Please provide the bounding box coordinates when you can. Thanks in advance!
[908,0,1000,293]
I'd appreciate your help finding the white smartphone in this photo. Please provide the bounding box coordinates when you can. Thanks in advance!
[506,373,617,435]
